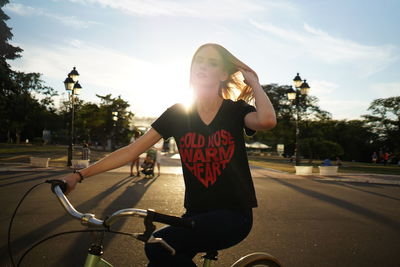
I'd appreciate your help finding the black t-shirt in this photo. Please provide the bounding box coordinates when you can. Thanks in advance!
[151,99,258,212]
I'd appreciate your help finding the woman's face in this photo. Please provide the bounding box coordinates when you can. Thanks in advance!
[190,46,228,97]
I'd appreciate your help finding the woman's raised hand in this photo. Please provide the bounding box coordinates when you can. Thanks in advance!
[239,68,260,88]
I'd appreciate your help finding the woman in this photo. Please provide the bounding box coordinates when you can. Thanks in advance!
[62,43,276,266]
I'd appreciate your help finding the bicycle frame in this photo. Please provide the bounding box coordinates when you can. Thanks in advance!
[83,231,112,267]
[201,251,218,267]
[84,254,112,267]
[202,259,213,267]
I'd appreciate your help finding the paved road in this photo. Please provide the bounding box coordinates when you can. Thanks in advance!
[1,156,400,266]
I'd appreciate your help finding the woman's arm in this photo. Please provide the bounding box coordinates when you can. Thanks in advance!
[240,68,277,131]
[63,128,162,193]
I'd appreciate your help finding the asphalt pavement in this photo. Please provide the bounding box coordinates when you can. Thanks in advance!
[1,154,400,266]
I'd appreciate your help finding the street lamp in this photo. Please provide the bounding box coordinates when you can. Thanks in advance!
[287,73,310,166]
[112,111,118,150]
[64,67,82,166]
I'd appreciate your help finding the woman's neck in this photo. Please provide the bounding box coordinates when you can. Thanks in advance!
[196,96,223,113]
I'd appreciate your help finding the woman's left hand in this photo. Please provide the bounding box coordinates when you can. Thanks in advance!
[239,68,259,88]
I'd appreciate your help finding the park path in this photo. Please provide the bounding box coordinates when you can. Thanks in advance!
[1,153,399,185]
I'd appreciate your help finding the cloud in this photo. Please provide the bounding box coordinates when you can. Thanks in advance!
[4,3,99,29]
[249,19,399,76]
[67,0,273,19]
[305,80,371,119]
[310,80,339,95]
[10,40,191,117]
[47,13,99,29]
[370,82,400,97]
[319,99,369,120]
[4,3,39,16]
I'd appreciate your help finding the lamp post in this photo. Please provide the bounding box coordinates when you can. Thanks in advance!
[287,73,310,166]
[64,67,82,166]
[112,111,118,150]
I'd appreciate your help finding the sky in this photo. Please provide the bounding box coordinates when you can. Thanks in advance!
[4,0,400,120]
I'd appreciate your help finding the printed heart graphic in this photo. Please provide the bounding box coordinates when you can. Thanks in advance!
[178,130,235,188]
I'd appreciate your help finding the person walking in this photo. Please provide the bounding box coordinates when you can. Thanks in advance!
[59,43,276,266]
[82,143,90,161]
[372,152,377,164]
[383,152,389,166]
[155,149,161,176]
[130,131,141,176]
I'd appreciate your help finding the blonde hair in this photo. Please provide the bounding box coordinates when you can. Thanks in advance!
[190,43,257,103]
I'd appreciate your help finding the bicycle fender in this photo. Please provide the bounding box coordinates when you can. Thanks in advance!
[230,252,282,267]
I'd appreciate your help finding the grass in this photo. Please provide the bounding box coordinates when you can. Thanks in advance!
[248,155,400,176]
[0,143,110,167]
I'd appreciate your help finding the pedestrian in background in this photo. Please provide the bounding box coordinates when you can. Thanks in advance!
[155,149,161,176]
[82,143,90,161]
[372,152,377,164]
[383,152,389,166]
[336,156,342,166]
[130,131,141,176]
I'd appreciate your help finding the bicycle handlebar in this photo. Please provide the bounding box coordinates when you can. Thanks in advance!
[46,179,193,229]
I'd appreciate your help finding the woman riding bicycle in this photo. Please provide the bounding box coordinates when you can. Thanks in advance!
[61,43,276,267]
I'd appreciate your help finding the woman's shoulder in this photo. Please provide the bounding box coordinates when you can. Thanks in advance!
[168,102,186,111]
[161,103,187,116]
[223,99,252,109]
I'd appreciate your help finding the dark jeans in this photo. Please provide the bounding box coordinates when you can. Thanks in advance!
[145,209,253,267]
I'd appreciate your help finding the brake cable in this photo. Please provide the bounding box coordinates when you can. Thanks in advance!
[8,181,47,267]
[8,181,139,267]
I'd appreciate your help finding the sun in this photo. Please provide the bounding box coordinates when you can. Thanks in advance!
[180,87,194,110]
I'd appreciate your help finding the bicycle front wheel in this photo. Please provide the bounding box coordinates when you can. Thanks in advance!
[231,252,282,267]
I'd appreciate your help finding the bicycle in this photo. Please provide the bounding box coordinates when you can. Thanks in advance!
[8,179,282,267]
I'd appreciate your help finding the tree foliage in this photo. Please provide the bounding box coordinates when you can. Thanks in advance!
[247,83,383,162]
[250,84,332,156]
[363,96,400,156]
[300,138,343,162]
[59,94,135,148]
[0,0,23,61]
[0,2,58,143]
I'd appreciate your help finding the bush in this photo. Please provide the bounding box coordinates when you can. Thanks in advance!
[300,138,343,160]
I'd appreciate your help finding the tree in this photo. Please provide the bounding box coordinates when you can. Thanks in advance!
[250,83,331,156]
[299,120,374,162]
[0,0,22,61]
[74,102,102,145]
[70,94,134,149]
[1,0,22,141]
[1,71,58,143]
[0,2,58,143]
[300,137,343,162]
[363,96,400,155]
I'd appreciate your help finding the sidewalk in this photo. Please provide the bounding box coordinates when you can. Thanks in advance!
[249,165,400,185]
[1,162,399,186]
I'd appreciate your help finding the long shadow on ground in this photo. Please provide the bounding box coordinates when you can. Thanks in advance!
[2,174,157,266]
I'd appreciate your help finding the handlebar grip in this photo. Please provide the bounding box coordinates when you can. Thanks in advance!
[149,210,194,229]
[46,179,68,194]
